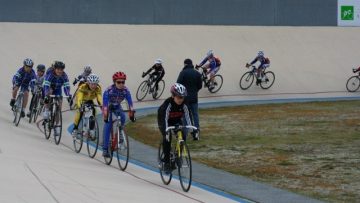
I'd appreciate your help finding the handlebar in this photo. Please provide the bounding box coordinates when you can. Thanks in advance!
[49,95,71,98]
[166,125,197,132]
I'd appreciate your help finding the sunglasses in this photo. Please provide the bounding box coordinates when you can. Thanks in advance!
[116,80,125,84]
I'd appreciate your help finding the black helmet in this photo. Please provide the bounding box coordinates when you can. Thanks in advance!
[36,64,46,72]
[54,61,65,69]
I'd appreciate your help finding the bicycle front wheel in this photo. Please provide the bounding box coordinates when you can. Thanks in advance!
[28,95,37,123]
[14,95,24,126]
[239,71,254,90]
[87,119,99,158]
[260,71,275,89]
[178,142,192,192]
[104,134,113,165]
[43,118,51,140]
[53,105,63,145]
[136,81,149,101]
[33,100,43,123]
[346,76,360,92]
[116,127,129,171]
[73,120,83,153]
[152,80,165,100]
[158,143,172,185]
[209,75,223,93]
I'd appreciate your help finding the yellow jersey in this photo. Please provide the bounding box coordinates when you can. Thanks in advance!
[76,83,102,108]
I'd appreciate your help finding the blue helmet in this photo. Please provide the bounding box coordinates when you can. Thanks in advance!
[257,51,264,57]
[23,58,34,67]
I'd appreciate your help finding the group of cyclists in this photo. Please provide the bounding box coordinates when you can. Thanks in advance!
[9,49,270,172]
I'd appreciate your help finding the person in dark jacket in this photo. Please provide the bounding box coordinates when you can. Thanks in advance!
[177,58,202,140]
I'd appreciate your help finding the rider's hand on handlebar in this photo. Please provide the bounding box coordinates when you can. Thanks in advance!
[129,110,136,122]
[142,72,146,78]
[246,63,250,68]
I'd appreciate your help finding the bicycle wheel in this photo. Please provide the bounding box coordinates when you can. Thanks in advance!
[14,94,24,127]
[136,80,149,101]
[87,119,99,158]
[260,71,275,89]
[28,95,36,123]
[152,80,165,100]
[53,104,63,145]
[33,99,43,123]
[209,75,223,93]
[43,108,52,140]
[73,120,83,153]
[116,127,129,171]
[239,71,254,90]
[346,76,360,92]
[158,143,172,185]
[178,141,192,192]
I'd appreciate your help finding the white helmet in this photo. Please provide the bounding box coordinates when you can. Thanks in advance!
[154,58,163,65]
[87,74,100,84]
[23,58,34,67]
[206,50,214,57]
[258,51,264,57]
[170,83,187,97]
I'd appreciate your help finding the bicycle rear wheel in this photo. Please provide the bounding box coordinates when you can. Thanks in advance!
[158,143,172,185]
[178,142,192,192]
[346,76,360,92]
[87,119,99,158]
[116,127,129,171]
[260,71,275,89]
[209,75,223,93]
[136,81,149,101]
[73,120,84,153]
[28,95,37,123]
[152,80,165,100]
[239,71,254,90]
[53,105,63,145]
[14,95,24,127]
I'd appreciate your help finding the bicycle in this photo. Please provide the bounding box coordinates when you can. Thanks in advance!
[73,103,101,158]
[239,65,275,90]
[196,66,223,93]
[43,95,70,145]
[103,109,130,171]
[158,125,197,192]
[28,85,43,123]
[12,89,25,127]
[136,73,165,101]
[346,68,360,92]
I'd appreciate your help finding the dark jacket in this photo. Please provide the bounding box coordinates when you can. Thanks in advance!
[177,64,202,104]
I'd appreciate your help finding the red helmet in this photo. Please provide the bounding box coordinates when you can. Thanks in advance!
[112,71,126,81]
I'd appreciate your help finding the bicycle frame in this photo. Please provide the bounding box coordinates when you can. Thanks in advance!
[166,125,197,158]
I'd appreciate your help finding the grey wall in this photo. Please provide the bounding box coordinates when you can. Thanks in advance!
[0,0,337,26]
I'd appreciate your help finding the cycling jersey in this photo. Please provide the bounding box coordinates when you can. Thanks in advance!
[76,83,102,108]
[144,64,165,76]
[250,56,270,69]
[12,67,37,91]
[43,71,71,96]
[199,56,221,71]
[73,72,91,85]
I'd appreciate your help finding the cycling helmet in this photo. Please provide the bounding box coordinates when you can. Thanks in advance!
[206,50,214,57]
[170,83,187,97]
[154,58,163,65]
[23,58,34,67]
[258,51,264,57]
[36,64,46,72]
[84,65,92,74]
[54,61,65,69]
[112,71,126,81]
[87,74,100,84]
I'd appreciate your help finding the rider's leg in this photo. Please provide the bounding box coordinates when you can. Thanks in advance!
[102,112,112,153]
[11,86,19,106]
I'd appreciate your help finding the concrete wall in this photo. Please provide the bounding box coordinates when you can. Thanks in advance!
[0,0,337,25]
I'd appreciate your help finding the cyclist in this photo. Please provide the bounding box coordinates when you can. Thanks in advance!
[142,59,165,93]
[27,64,46,118]
[102,71,136,158]
[246,51,270,85]
[73,65,92,86]
[71,74,102,140]
[196,50,221,90]
[10,58,37,117]
[42,61,72,136]
[157,83,198,172]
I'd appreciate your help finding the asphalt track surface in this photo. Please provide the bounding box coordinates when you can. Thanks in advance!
[1,23,360,202]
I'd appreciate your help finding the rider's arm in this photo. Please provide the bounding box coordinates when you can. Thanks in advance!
[250,57,258,65]
[183,104,192,127]
[124,87,134,111]
[209,59,217,70]
[144,66,154,76]
[29,70,37,92]
[12,68,23,86]
[43,74,52,96]
[62,73,71,96]
[76,86,84,108]
[96,85,103,106]
[102,88,110,120]
[198,57,208,67]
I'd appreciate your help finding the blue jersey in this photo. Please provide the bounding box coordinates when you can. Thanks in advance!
[103,84,133,110]
[250,56,269,67]
[12,67,37,90]
[199,56,221,70]
[43,71,71,96]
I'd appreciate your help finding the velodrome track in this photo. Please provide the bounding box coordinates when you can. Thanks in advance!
[1,23,360,202]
